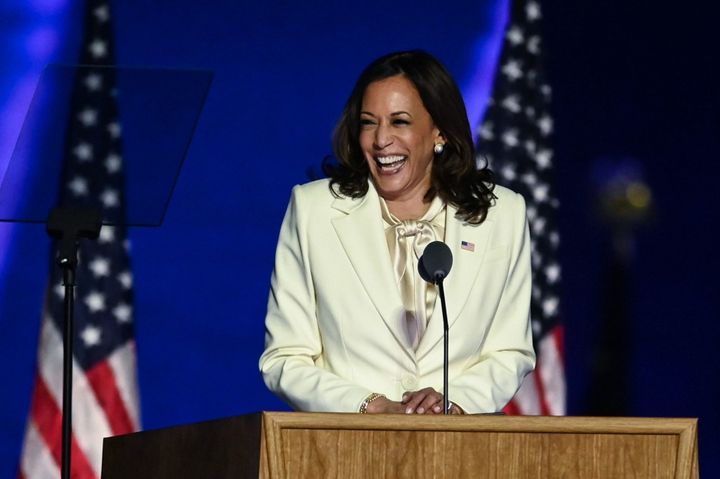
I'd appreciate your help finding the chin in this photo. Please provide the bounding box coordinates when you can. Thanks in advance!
[375,183,412,201]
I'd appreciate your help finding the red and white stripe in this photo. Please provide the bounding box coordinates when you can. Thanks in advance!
[18,317,140,478]
[504,324,565,415]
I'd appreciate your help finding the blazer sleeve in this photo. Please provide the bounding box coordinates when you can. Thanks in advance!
[449,191,536,413]
[258,186,372,412]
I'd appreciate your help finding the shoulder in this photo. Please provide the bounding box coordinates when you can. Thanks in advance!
[291,178,333,200]
[492,184,524,205]
[285,178,361,225]
[287,178,336,210]
[290,178,369,214]
[476,184,527,231]
[489,184,526,217]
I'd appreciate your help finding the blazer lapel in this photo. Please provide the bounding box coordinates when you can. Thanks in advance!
[416,204,496,359]
[330,185,415,354]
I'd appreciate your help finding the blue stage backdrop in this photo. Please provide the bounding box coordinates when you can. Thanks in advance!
[1,0,718,476]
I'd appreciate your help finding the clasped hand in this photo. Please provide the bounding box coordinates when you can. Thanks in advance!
[366,387,462,414]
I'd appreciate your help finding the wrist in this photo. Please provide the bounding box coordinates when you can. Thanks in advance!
[359,393,385,413]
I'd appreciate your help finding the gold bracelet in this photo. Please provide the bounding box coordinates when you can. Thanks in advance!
[359,393,385,413]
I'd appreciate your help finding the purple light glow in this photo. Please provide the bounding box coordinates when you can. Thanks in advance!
[460,0,509,135]
[26,27,59,61]
[0,0,68,281]
[29,0,66,15]
[0,75,41,281]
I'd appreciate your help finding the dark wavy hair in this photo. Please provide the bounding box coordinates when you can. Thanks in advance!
[324,50,495,224]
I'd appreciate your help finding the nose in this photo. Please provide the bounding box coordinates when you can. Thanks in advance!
[373,123,393,150]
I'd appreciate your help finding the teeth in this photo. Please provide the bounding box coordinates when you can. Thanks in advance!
[376,155,406,165]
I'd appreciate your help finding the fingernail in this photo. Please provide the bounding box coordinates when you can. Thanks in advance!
[405,407,413,414]
[417,407,424,414]
[434,405,441,412]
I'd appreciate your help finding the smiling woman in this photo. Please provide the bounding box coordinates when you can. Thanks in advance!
[259,50,535,415]
[328,50,497,225]
[358,76,440,219]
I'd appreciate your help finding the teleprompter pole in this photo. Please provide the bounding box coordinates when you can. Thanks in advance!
[46,208,102,479]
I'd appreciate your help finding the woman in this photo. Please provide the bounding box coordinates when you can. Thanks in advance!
[259,51,534,414]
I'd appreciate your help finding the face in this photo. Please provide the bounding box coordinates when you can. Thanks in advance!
[359,75,443,205]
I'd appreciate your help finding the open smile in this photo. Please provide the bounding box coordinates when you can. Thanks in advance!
[375,155,407,173]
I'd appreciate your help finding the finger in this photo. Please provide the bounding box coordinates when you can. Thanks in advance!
[403,390,429,414]
[433,397,457,414]
[411,388,441,414]
[417,392,443,414]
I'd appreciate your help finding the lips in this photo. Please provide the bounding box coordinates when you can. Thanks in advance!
[375,155,407,173]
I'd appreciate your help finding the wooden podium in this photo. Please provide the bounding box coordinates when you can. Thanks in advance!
[102,412,698,478]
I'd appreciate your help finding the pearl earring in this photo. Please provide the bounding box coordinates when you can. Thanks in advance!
[434,143,445,154]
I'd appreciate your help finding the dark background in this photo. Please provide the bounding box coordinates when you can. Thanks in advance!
[1,0,717,475]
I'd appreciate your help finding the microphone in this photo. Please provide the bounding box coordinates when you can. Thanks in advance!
[418,241,453,283]
[418,241,453,415]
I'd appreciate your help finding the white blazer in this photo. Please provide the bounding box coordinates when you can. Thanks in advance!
[259,179,535,413]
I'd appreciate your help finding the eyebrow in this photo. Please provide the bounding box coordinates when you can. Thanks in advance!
[360,111,412,117]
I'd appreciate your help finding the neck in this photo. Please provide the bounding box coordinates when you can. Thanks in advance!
[386,197,431,220]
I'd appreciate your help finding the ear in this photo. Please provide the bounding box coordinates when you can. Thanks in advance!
[433,127,446,144]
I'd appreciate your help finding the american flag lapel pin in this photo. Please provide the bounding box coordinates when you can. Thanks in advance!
[461,240,475,252]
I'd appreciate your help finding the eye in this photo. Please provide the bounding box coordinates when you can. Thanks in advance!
[360,118,376,127]
[392,118,410,126]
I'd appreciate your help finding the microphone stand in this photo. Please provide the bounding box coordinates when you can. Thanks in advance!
[420,241,454,416]
[436,277,450,415]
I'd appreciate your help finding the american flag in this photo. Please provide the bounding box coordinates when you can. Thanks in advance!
[18,1,141,477]
[476,0,565,415]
